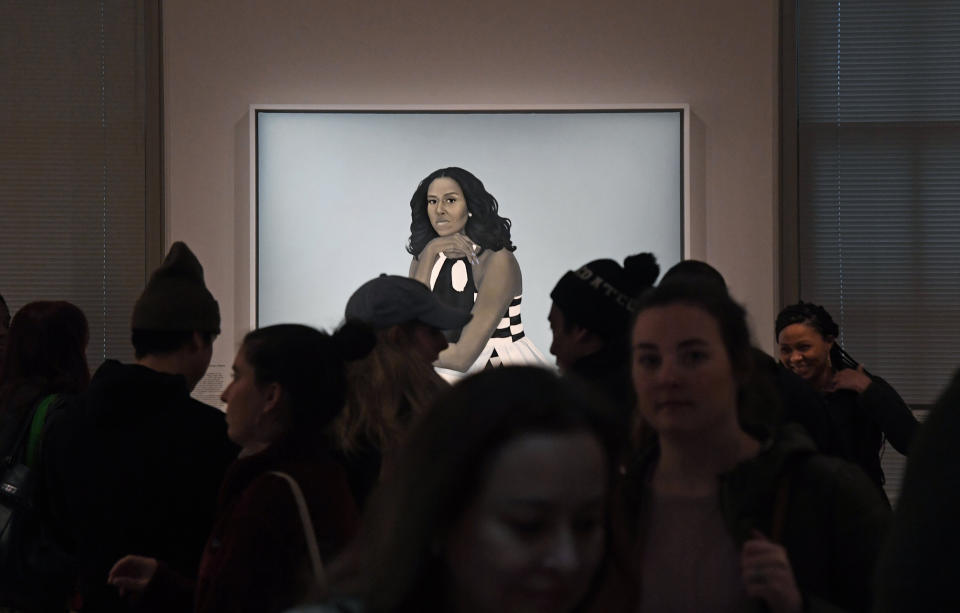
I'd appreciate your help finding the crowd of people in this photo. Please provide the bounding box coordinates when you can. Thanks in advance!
[0,183,954,612]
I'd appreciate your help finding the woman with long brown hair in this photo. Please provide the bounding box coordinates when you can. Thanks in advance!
[0,300,90,610]
[335,275,465,508]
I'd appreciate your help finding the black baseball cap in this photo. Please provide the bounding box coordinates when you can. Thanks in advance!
[345,275,472,331]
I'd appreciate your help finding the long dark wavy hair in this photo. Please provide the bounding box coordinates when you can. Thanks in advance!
[350,366,620,612]
[775,301,859,371]
[405,167,515,257]
[0,301,90,426]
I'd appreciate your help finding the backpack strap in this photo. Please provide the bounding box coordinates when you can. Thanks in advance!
[770,469,792,543]
[269,470,327,594]
[2,394,58,467]
[769,450,818,543]
[25,394,59,469]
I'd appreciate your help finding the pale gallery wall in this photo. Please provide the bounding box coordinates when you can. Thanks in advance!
[163,0,778,401]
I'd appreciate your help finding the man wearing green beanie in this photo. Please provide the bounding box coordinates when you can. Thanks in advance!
[42,242,238,612]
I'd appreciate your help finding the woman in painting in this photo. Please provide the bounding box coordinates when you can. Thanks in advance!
[407,167,547,374]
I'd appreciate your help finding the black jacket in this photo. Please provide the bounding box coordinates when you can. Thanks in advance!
[41,360,238,612]
[568,343,635,436]
[824,373,918,491]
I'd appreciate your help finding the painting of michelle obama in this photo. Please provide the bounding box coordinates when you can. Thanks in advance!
[407,167,549,377]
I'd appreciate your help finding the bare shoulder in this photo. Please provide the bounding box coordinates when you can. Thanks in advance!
[475,248,521,292]
[478,248,519,269]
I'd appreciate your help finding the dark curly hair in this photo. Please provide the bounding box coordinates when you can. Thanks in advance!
[775,301,858,370]
[405,167,515,257]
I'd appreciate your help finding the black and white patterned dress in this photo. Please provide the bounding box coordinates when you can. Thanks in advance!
[429,253,548,375]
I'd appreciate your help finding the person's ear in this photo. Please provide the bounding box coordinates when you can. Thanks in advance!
[188,331,211,354]
[822,335,836,369]
[571,326,604,354]
[261,382,283,414]
[187,331,201,353]
[570,325,591,345]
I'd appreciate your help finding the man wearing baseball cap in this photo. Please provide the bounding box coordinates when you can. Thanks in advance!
[42,242,237,612]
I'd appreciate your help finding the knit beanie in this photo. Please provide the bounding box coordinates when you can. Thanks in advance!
[550,253,660,339]
[131,242,220,333]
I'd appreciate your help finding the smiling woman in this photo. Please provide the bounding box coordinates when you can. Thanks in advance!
[775,302,918,494]
[407,167,548,375]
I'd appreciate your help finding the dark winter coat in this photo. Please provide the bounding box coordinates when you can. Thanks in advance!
[141,436,359,613]
[40,360,238,612]
[568,343,635,447]
[594,426,890,613]
[570,344,634,408]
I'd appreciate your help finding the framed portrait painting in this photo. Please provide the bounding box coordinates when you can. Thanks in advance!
[253,105,688,373]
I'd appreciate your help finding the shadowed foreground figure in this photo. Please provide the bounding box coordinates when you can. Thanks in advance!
[336,274,468,508]
[41,242,238,613]
[0,301,90,610]
[109,322,372,613]
[875,369,960,612]
[0,292,10,376]
[298,366,622,613]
